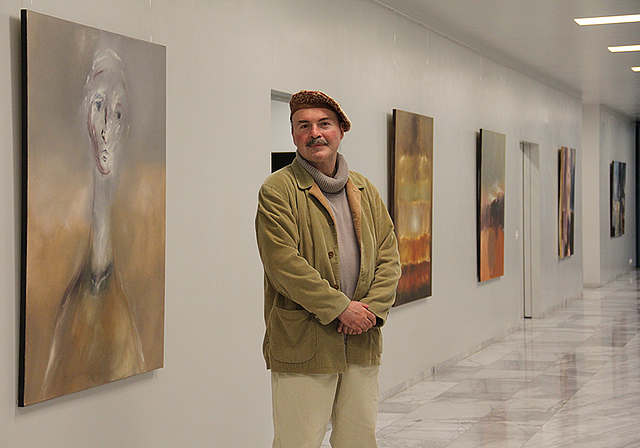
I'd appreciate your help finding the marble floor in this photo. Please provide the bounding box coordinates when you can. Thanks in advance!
[323,270,640,447]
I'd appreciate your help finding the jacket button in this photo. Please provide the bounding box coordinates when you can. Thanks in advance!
[333,284,340,290]
[328,251,334,258]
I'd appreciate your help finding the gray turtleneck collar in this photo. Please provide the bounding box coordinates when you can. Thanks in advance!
[296,151,349,194]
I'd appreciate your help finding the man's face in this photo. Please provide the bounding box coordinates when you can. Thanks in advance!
[291,107,345,175]
[87,69,129,175]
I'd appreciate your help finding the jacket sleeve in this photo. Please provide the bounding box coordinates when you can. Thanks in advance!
[360,184,401,326]
[256,183,351,325]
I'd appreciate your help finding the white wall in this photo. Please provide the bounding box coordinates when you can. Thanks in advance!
[0,0,625,446]
[582,104,602,285]
[599,108,637,282]
[582,104,636,286]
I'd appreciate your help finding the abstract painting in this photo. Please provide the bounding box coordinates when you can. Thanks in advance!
[477,129,505,282]
[20,10,166,406]
[558,147,576,258]
[610,161,626,237]
[390,110,433,306]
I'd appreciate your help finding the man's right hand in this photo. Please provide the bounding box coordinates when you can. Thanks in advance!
[337,301,376,334]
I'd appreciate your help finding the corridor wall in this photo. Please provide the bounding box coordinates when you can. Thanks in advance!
[0,0,623,446]
[582,104,636,286]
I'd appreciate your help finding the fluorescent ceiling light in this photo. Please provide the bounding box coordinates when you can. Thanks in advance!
[574,14,640,25]
[608,44,640,52]
[633,67,640,72]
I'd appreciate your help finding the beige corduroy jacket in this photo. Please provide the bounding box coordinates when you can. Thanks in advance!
[255,158,400,374]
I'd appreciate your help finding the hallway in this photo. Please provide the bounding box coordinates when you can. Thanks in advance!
[326,270,640,447]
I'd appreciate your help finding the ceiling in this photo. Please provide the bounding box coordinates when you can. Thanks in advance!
[374,0,640,120]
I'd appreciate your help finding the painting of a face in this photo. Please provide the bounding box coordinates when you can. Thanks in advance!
[20,10,166,406]
[86,52,129,175]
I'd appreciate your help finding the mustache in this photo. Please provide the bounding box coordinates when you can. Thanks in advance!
[307,136,329,147]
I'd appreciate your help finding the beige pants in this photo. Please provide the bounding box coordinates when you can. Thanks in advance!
[271,364,380,448]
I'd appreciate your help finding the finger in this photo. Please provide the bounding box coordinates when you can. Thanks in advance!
[361,314,374,327]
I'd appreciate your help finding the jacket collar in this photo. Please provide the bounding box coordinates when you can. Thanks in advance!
[291,158,363,245]
[291,157,365,190]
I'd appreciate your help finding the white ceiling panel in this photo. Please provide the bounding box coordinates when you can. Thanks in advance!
[374,0,640,119]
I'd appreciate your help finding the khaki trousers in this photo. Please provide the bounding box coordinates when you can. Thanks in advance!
[271,364,380,448]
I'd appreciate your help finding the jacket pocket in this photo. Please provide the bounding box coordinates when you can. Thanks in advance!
[270,308,317,363]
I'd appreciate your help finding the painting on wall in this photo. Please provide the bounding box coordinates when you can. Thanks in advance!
[610,161,626,237]
[390,110,433,306]
[477,129,505,282]
[558,147,576,258]
[19,10,166,406]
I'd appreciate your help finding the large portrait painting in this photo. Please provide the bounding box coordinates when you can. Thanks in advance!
[610,161,626,237]
[390,110,433,306]
[20,10,166,406]
[477,129,505,282]
[558,147,576,258]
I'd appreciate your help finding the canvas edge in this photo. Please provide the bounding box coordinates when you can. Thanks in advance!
[18,8,29,407]
[476,129,483,281]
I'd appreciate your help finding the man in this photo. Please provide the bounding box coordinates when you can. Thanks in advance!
[256,90,401,448]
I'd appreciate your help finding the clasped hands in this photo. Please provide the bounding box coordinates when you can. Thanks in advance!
[337,301,376,335]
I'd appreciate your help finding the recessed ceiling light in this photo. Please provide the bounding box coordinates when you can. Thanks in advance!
[607,44,640,52]
[633,67,640,72]
[574,14,640,25]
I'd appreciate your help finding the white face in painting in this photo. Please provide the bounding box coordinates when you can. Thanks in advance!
[86,65,129,176]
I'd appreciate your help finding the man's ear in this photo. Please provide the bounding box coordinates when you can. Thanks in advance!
[339,122,346,138]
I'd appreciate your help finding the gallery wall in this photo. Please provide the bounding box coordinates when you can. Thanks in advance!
[0,0,634,446]
[582,104,637,286]
[598,107,637,283]
[582,104,603,285]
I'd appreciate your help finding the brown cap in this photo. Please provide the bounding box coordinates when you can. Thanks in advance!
[289,90,351,132]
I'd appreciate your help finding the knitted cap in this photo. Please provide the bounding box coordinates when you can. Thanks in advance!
[289,90,351,132]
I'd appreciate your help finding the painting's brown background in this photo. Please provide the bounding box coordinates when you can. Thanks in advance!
[22,11,166,406]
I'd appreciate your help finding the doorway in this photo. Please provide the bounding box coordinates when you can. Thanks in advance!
[270,90,295,172]
[521,142,540,318]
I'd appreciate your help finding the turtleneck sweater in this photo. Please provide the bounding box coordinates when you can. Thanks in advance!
[296,152,361,301]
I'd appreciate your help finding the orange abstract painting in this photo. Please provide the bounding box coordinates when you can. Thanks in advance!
[478,130,505,282]
[391,110,433,306]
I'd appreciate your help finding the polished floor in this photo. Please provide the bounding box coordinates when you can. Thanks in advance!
[323,270,640,447]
